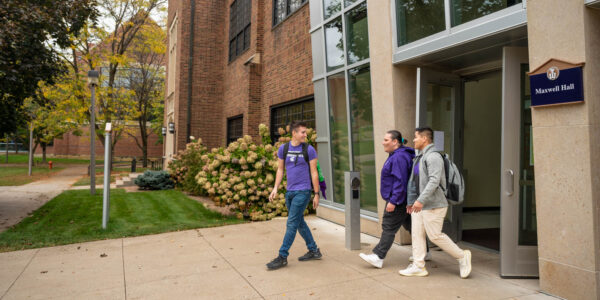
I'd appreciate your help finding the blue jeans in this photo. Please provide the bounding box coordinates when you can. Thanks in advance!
[278,190,318,258]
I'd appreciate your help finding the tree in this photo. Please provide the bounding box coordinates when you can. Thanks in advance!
[53,0,165,164]
[125,21,166,167]
[0,0,97,137]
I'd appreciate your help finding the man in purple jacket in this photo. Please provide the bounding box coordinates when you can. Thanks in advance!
[359,130,428,268]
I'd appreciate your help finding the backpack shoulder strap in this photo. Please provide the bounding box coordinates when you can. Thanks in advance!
[282,142,290,159]
[301,143,310,164]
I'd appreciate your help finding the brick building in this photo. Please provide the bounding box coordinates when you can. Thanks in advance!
[164,0,315,162]
[35,126,163,159]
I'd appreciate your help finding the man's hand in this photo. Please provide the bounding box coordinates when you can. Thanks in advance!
[406,205,412,214]
[412,201,423,213]
[313,193,319,209]
[269,189,278,202]
[386,202,396,212]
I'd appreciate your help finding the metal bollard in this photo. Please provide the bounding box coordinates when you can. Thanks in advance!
[131,158,136,172]
[345,171,361,250]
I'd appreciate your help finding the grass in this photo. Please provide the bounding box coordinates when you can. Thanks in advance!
[0,189,245,252]
[0,166,65,186]
[72,174,117,186]
[0,154,103,165]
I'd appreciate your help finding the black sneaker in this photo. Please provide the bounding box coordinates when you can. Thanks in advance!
[298,248,322,261]
[266,255,288,270]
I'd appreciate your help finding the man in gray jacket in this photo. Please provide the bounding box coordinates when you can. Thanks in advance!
[399,127,472,278]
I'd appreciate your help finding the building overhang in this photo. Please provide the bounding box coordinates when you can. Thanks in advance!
[392,3,528,72]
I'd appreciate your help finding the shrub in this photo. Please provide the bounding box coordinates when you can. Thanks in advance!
[135,170,175,190]
[168,124,318,221]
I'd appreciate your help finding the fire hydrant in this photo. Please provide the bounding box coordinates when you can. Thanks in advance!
[48,161,53,170]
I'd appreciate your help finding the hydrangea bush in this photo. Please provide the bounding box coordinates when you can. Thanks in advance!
[168,124,317,221]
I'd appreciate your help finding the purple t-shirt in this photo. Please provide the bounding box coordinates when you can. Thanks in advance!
[277,143,317,191]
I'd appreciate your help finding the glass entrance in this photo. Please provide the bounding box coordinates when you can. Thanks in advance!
[500,47,538,277]
[416,68,462,242]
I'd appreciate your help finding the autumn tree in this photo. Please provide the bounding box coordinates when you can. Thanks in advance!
[0,0,96,137]
[125,21,166,167]
[57,0,166,163]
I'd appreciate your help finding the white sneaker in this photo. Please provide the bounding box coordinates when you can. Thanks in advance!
[458,250,472,278]
[409,251,432,262]
[359,253,383,268]
[399,263,428,277]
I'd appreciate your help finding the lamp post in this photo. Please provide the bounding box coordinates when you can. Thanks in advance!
[87,70,99,195]
[28,114,34,176]
[102,122,112,229]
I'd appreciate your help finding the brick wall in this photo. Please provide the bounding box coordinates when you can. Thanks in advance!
[166,0,314,153]
[42,127,163,158]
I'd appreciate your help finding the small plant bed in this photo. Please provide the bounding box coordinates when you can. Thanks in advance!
[0,189,245,252]
[0,166,65,186]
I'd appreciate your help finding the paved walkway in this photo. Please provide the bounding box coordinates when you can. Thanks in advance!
[0,165,87,232]
[0,217,557,300]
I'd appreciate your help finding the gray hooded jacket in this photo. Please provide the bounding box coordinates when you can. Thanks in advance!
[407,143,448,210]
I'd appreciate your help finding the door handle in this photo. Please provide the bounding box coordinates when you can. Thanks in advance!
[505,169,514,196]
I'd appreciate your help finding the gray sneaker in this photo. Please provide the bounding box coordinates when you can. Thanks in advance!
[266,255,288,270]
[298,248,322,261]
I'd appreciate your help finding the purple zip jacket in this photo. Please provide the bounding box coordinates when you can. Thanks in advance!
[380,146,415,205]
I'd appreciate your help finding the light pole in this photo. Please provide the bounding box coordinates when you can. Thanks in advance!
[87,70,99,195]
[28,116,33,176]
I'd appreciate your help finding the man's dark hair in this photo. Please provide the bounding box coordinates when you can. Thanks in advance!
[415,127,434,142]
[386,130,406,145]
[290,120,308,133]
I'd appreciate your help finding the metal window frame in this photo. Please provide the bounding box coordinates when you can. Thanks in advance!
[272,0,309,28]
[310,0,377,217]
[269,96,316,142]
[226,115,244,144]
[229,0,252,62]
[391,0,527,64]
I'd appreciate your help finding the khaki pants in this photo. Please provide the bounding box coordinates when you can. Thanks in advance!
[411,207,464,268]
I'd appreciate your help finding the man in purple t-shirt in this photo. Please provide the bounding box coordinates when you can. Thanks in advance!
[266,121,322,270]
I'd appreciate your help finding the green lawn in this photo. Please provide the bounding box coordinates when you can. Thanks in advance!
[0,166,65,186]
[0,154,103,165]
[72,174,117,186]
[0,189,244,252]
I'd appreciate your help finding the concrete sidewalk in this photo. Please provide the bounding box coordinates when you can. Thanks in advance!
[0,165,87,232]
[0,217,556,300]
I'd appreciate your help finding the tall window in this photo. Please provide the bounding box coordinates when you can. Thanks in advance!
[229,0,251,62]
[227,116,244,144]
[273,0,307,26]
[311,0,375,212]
[167,16,178,98]
[270,99,315,142]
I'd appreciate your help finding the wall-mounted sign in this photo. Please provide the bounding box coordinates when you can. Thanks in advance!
[528,59,584,107]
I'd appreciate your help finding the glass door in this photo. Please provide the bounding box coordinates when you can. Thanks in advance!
[500,47,539,277]
[416,68,463,242]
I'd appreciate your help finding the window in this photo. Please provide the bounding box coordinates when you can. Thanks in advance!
[229,0,251,62]
[273,0,307,26]
[451,0,522,26]
[270,99,315,142]
[396,0,445,46]
[227,116,244,144]
[167,16,178,97]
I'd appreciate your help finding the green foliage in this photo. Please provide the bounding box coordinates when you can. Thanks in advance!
[168,124,318,221]
[0,0,97,136]
[134,170,174,190]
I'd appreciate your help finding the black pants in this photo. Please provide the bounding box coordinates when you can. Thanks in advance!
[372,202,429,259]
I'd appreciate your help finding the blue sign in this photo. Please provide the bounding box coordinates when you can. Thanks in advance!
[529,66,584,107]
